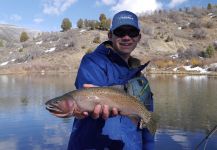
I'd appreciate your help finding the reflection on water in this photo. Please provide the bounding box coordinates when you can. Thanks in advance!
[148,74,217,149]
[0,74,217,150]
[0,74,76,150]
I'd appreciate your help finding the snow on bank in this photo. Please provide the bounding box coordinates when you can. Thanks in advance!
[173,65,209,73]
[209,63,217,68]
[45,47,56,53]
[170,54,178,59]
[36,41,43,45]
[0,61,9,66]
[0,58,17,66]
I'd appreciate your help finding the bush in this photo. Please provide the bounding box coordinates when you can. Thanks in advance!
[61,18,72,32]
[192,28,207,39]
[86,48,93,54]
[204,21,214,29]
[20,31,29,42]
[190,58,203,67]
[205,45,215,58]
[93,36,101,44]
[178,47,201,59]
[189,19,201,29]
[0,40,3,47]
[77,19,83,28]
[18,48,23,52]
[154,59,174,69]
[165,35,173,42]
[207,3,212,10]
[213,41,217,50]
[98,14,111,31]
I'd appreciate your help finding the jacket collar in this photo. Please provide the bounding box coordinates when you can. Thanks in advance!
[94,41,129,67]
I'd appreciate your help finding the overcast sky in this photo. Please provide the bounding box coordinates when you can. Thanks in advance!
[0,0,216,31]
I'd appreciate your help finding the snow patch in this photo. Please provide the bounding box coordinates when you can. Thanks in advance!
[45,47,56,53]
[80,29,86,33]
[183,66,208,73]
[0,61,9,66]
[170,54,178,59]
[36,41,43,45]
[173,65,209,73]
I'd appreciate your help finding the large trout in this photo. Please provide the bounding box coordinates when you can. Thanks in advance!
[45,87,158,134]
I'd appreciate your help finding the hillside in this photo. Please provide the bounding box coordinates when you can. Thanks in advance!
[0,7,217,75]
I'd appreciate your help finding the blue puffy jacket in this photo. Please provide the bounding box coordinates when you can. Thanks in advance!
[68,41,154,150]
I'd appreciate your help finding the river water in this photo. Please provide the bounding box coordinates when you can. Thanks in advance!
[0,73,216,150]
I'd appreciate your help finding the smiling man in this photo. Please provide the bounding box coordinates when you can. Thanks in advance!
[67,10,155,150]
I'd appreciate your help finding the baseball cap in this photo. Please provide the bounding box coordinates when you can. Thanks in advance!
[110,10,140,31]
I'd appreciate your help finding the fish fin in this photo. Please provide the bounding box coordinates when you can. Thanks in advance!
[142,112,159,135]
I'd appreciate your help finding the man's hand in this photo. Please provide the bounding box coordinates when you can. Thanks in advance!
[79,84,119,120]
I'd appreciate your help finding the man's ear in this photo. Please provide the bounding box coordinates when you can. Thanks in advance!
[108,31,112,40]
[137,34,141,42]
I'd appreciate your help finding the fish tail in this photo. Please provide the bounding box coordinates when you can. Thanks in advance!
[142,113,159,134]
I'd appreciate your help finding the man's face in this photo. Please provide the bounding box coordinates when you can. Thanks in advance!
[109,25,141,56]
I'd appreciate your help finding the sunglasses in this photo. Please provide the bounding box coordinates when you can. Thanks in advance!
[113,28,140,38]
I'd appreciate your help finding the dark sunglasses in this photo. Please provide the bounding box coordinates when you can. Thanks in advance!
[113,28,140,38]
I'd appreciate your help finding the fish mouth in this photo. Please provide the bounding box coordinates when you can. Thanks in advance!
[45,99,75,115]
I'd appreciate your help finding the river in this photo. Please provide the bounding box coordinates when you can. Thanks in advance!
[0,73,216,150]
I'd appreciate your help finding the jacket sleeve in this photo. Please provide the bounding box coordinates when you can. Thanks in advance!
[75,54,108,89]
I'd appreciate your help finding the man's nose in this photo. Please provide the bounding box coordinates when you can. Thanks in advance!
[121,34,131,40]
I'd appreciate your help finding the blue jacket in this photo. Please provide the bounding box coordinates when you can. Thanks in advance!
[68,41,154,150]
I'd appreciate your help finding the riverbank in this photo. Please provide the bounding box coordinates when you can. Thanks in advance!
[146,70,217,76]
[0,68,217,77]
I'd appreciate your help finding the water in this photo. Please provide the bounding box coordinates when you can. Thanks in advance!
[0,74,216,150]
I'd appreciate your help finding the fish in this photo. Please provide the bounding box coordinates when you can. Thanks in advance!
[45,87,158,134]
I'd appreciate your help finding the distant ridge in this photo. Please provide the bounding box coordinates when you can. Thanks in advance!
[0,24,40,42]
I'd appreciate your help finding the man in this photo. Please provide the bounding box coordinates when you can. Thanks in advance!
[68,10,155,149]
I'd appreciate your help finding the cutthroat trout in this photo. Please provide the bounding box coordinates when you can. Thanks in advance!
[45,87,158,134]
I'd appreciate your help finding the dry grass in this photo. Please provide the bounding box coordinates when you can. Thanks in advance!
[153,59,175,69]
[189,58,204,67]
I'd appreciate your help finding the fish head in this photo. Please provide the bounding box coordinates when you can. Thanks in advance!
[45,94,75,116]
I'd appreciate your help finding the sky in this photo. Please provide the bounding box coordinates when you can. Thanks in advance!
[0,0,216,31]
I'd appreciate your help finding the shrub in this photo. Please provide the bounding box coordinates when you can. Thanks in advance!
[99,13,106,22]
[0,40,3,47]
[86,48,93,54]
[207,3,212,10]
[154,59,174,69]
[20,31,29,42]
[99,14,111,30]
[192,28,207,39]
[189,19,201,29]
[190,58,203,67]
[165,35,173,42]
[205,45,215,58]
[204,21,214,29]
[213,41,217,50]
[142,26,154,36]
[178,47,201,59]
[18,48,23,52]
[93,36,101,44]
[77,19,83,28]
[61,18,72,32]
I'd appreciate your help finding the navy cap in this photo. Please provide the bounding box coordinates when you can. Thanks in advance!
[110,10,140,31]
